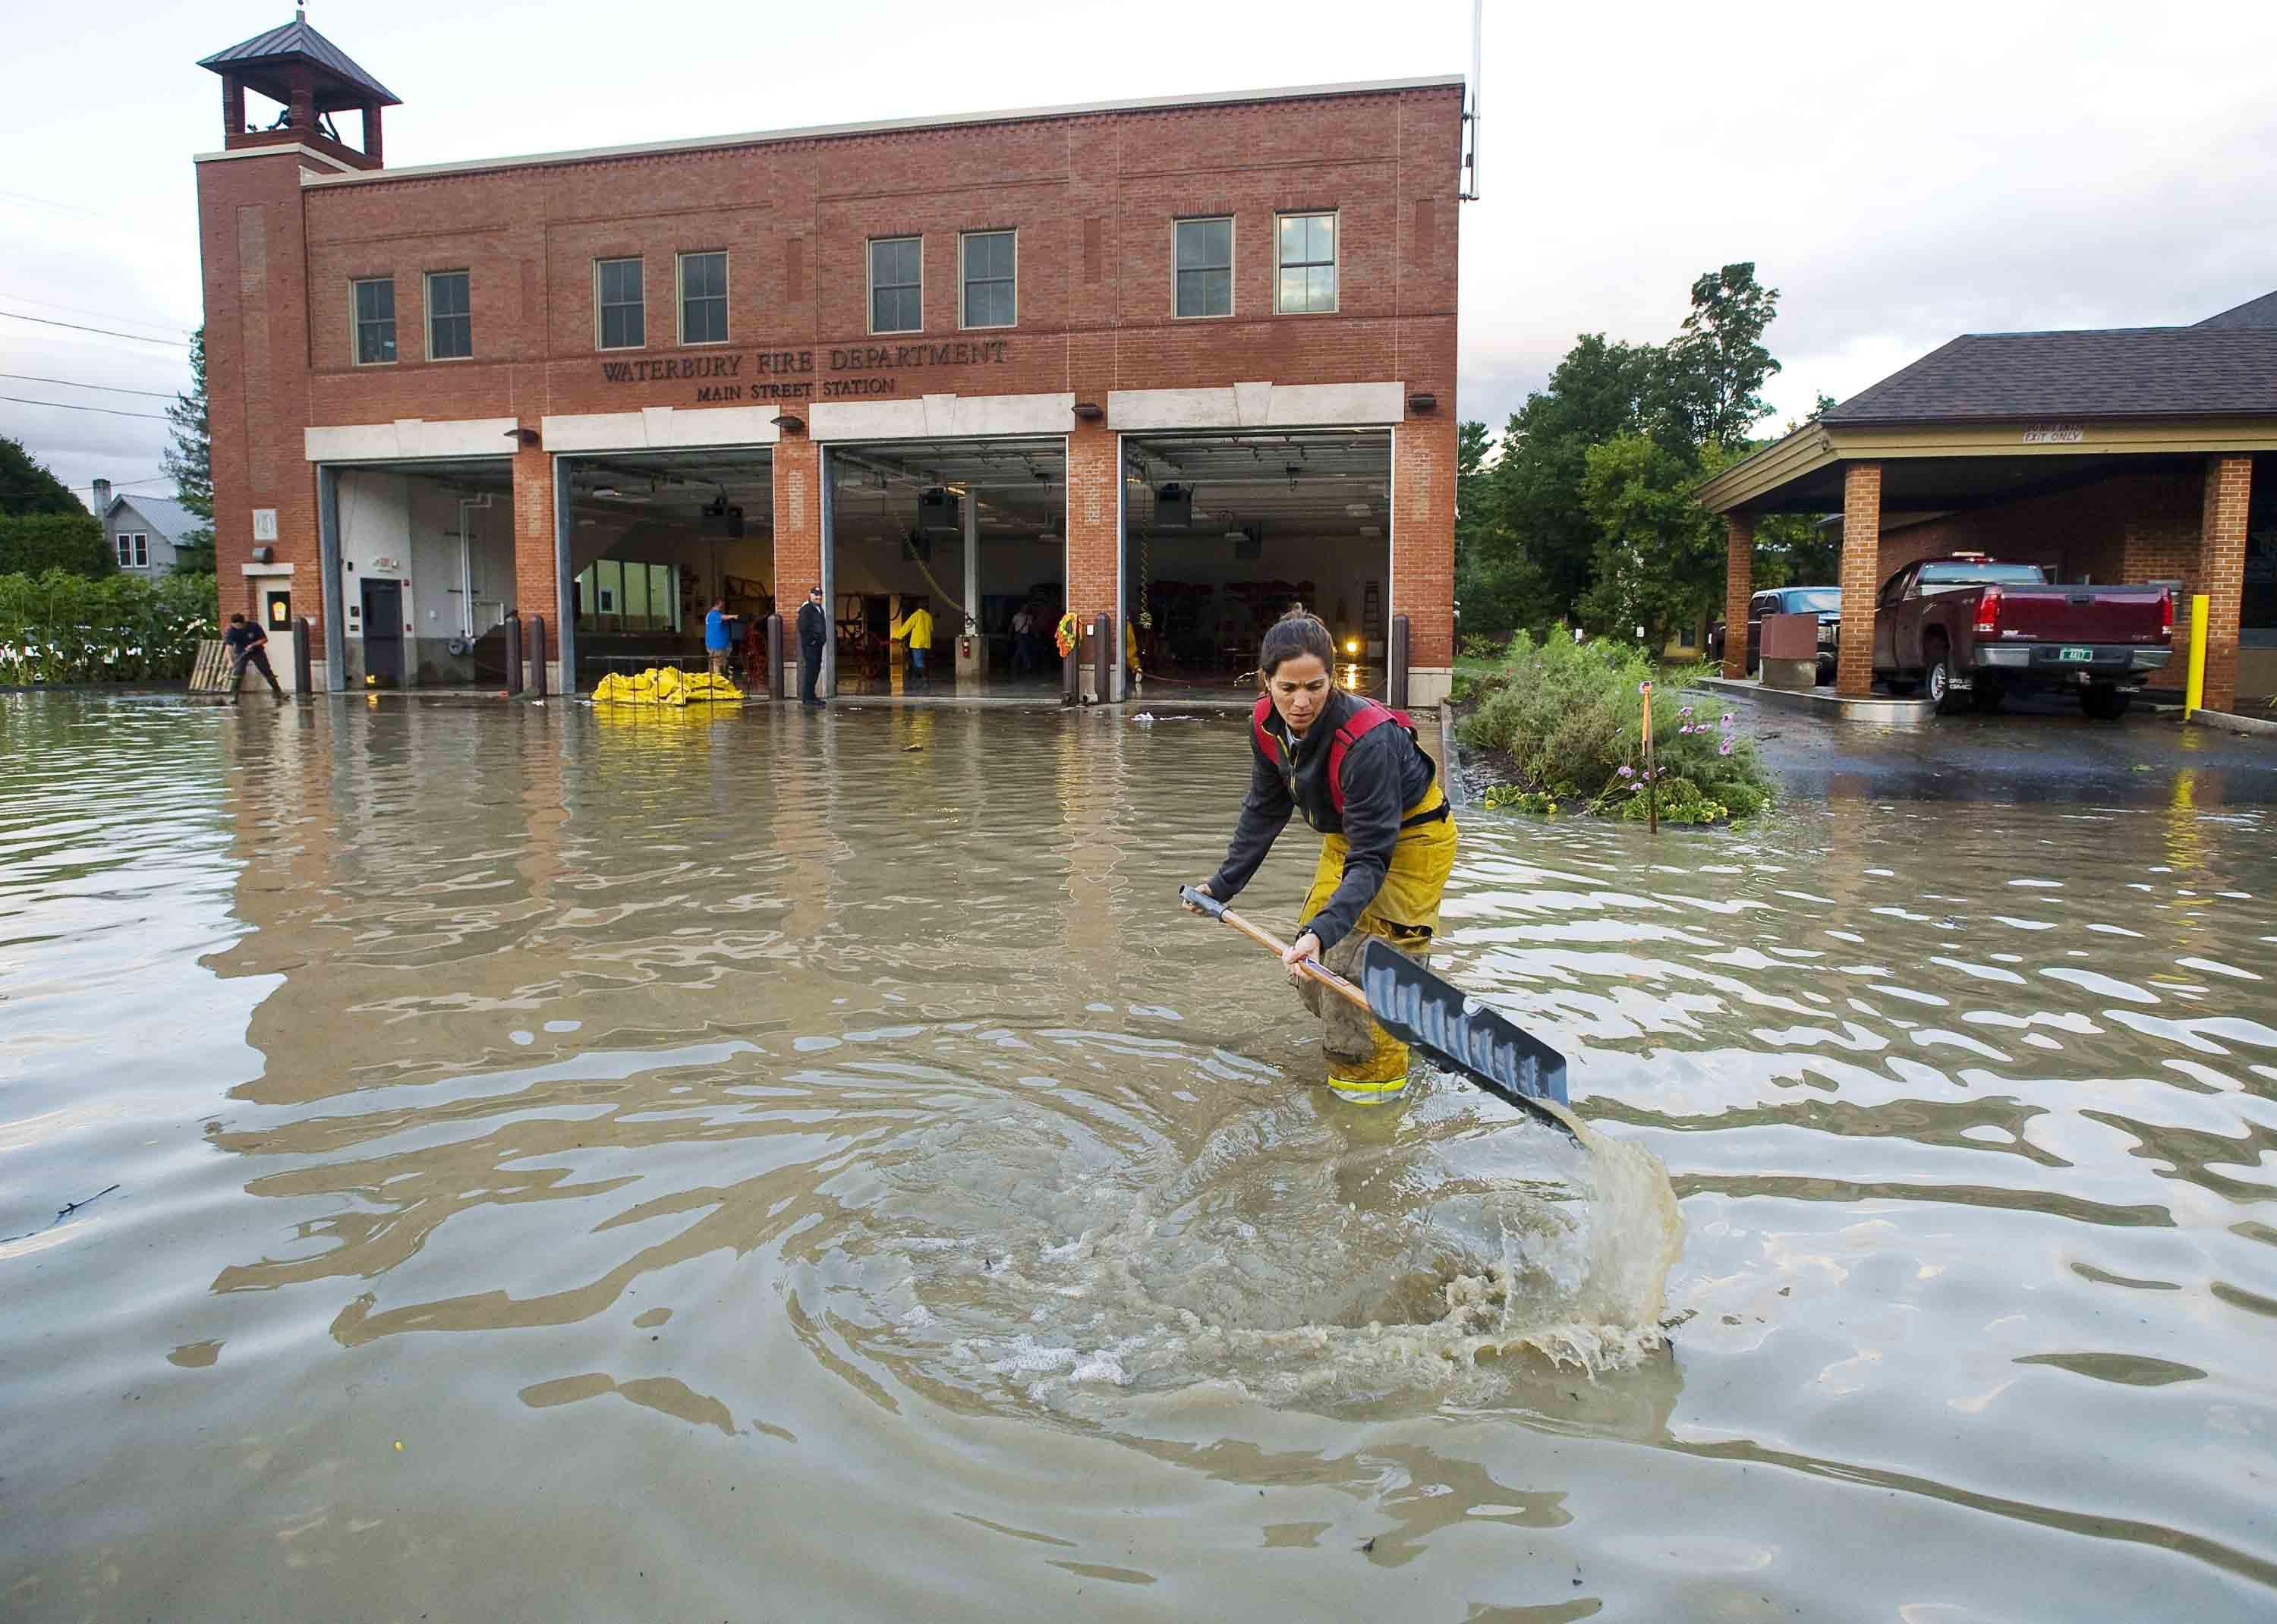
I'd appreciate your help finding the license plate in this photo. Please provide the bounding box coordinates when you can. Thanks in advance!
[2058,646,2093,663]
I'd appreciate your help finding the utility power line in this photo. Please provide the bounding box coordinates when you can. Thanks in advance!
[0,372,182,400]
[0,290,194,339]
[0,311,187,347]
[0,393,171,421]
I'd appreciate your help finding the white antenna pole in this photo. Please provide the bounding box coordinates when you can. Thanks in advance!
[1461,0,1483,200]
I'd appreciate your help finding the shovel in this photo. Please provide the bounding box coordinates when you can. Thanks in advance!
[1179,886,1575,1137]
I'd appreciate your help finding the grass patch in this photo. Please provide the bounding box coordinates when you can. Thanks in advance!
[1455,633,1773,825]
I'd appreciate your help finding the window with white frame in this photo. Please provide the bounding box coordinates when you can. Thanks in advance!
[352,277,396,364]
[869,237,921,334]
[1275,212,1337,313]
[1174,218,1233,318]
[961,231,1015,329]
[596,257,644,350]
[426,270,471,359]
[679,251,728,345]
[116,532,147,568]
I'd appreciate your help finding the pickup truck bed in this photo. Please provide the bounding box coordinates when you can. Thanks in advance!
[1871,558,2172,719]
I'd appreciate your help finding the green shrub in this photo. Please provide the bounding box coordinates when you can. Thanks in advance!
[0,570,218,684]
[1457,631,1775,825]
[0,513,110,580]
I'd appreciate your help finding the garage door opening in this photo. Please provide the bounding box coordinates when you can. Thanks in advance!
[827,437,1065,697]
[1122,430,1390,700]
[562,448,774,690]
[332,457,515,688]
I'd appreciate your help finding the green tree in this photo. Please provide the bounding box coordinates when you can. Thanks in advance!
[163,326,216,573]
[1453,418,1540,643]
[0,511,112,578]
[1658,263,1782,450]
[1489,335,1664,627]
[0,436,83,516]
[1576,436,1740,648]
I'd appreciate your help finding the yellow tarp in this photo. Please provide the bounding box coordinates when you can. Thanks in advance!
[591,666,743,707]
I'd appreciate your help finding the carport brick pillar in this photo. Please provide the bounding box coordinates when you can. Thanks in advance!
[1393,416,1456,706]
[510,440,556,673]
[1837,464,1882,697]
[2198,454,2250,712]
[1721,515,1753,679]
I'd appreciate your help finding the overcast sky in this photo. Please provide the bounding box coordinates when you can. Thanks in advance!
[5,0,2274,511]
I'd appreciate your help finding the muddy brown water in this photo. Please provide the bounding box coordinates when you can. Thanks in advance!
[3,694,2273,1620]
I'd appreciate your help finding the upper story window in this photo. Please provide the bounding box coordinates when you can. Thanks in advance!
[426,270,471,360]
[1275,212,1337,314]
[961,231,1016,329]
[869,237,921,334]
[679,251,729,345]
[117,532,147,568]
[1174,218,1233,319]
[352,277,396,364]
[597,257,644,350]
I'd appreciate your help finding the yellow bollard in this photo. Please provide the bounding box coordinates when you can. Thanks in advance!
[2185,593,2209,716]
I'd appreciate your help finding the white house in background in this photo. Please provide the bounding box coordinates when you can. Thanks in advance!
[93,480,203,574]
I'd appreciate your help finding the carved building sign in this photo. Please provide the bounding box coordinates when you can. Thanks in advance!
[599,339,1011,404]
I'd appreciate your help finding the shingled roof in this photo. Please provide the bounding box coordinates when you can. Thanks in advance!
[199,15,399,106]
[2197,288,2277,329]
[1820,325,2277,426]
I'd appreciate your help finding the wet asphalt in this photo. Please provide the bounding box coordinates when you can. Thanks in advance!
[1729,691,2277,805]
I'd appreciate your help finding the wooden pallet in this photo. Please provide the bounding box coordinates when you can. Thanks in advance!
[187,639,232,694]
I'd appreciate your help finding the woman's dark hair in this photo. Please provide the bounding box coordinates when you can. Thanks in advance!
[1258,610,1336,678]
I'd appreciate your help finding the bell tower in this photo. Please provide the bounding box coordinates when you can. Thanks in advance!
[198,8,398,171]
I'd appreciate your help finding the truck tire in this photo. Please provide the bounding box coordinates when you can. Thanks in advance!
[1924,637,1967,716]
[2080,684,2131,721]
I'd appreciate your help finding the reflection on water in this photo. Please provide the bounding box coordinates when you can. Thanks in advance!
[2,693,2274,1620]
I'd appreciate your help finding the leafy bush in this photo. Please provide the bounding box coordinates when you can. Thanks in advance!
[1457,632,1774,824]
[1482,784,1561,816]
[0,570,218,684]
[0,512,111,579]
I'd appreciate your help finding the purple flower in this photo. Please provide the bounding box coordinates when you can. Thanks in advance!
[1720,713,1736,729]
[1718,738,1734,756]
[1679,705,1694,719]
[1617,765,1634,779]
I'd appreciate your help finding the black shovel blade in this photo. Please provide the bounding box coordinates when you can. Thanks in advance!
[1358,938,1571,1123]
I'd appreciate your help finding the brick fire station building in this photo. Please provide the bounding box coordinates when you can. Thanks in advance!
[193,15,1465,703]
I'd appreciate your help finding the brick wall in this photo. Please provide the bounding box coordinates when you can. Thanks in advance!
[2200,454,2252,710]
[1836,464,1882,695]
[200,81,1463,665]
[1722,515,1753,678]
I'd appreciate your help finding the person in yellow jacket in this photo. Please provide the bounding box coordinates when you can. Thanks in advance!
[1126,617,1144,687]
[890,599,935,690]
[1183,611,1456,1103]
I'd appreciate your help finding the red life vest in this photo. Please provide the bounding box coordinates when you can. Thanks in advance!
[1251,694,1416,817]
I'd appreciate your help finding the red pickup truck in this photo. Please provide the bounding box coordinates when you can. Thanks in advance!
[1872,555,2173,719]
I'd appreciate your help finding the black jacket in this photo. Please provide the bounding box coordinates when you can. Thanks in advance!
[1205,691,1437,952]
[796,600,829,650]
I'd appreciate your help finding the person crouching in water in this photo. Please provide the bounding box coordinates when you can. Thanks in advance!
[1185,611,1455,1101]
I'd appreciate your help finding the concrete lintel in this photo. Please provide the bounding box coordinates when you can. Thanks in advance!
[808,392,1074,441]
[305,418,521,462]
[241,562,296,576]
[1107,381,1405,432]
[539,405,783,453]
[1692,674,1935,727]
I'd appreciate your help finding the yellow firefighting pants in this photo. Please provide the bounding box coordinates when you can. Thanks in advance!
[1296,779,1457,1102]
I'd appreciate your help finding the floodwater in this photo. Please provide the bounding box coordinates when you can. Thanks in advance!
[3,694,2273,1621]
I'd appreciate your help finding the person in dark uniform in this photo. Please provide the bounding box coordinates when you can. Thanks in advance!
[796,585,829,707]
[224,612,284,702]
[1183,611,1456,1102]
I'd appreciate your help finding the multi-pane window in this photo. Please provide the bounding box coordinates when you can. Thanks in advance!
[597,257,644,350]
[352,277,396,364]
[869,237,921,334]
[1174,218,1233,318]
[1275,212,1337,314]
[116,533,147,567]
[426,270,471,359]
[961,231,1015,329]
[574,559,680,633]
[679,251,728,345]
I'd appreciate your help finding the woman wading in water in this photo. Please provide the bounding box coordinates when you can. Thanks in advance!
[1186,611,1457,1101]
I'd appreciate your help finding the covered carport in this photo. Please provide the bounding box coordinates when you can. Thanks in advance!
[1699,310,2277,711]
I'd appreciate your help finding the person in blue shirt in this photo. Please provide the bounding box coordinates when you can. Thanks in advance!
[704,597,732,680]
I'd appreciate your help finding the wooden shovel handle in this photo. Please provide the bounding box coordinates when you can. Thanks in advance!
[1184,888,1372,1013]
